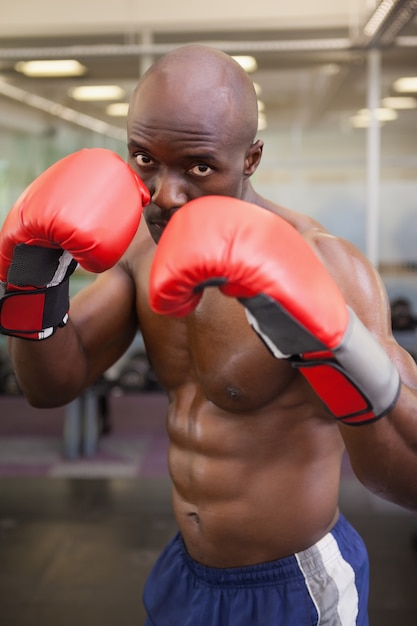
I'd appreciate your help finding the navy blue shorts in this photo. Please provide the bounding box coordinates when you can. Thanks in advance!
[143,514,369,625]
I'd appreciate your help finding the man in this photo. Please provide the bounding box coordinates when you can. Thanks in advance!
[1,44,417,625]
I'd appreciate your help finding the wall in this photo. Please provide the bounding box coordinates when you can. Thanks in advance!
[1,91,416,267]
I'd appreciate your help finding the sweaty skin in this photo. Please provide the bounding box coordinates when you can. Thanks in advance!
[8,45,417,568]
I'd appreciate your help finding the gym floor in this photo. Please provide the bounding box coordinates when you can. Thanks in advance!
[0,392,416,625]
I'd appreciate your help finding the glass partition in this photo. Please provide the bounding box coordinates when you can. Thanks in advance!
[0,43,416,325]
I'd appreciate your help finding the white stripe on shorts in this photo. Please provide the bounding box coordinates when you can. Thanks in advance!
[295,531,359,625]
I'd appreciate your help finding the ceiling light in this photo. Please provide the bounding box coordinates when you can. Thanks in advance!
[393,76,417,93]
[350,115,386,129]
[258,112,267,131]
[69,85,125,101]
[14,59,87,77]
[350,106,398,128]
[382,96,417,109]
[357,107,398,121]
[257,100,265,113]
[253,82,262,96]
[106,102,129,116]
[0,78,125,140]
[232,56,258,73]
[350,116,374,129]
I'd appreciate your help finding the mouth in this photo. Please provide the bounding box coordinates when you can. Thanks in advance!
[145,212,170,244]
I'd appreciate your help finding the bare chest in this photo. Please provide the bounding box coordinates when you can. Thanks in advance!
[137,285,297,412]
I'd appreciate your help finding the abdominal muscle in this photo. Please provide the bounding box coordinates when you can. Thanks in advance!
[166,382,344,569]
[137,286,345,568]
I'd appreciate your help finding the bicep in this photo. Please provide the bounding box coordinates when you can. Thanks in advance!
[306,230,389,330]
[309,231,417,388]
[69,264,138,382]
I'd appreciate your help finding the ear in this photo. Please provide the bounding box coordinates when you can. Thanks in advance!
[244,140,263,177]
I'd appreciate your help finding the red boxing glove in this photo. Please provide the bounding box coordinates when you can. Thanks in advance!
[149,196,400,425]
[0,148,150,339]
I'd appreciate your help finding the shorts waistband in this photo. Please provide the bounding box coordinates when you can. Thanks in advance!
[178,513,347,588]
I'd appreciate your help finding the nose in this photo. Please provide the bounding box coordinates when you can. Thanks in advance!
[151,169,187,211]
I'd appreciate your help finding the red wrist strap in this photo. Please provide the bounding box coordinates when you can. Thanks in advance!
[0,280,70,340]
[293,358,387,425]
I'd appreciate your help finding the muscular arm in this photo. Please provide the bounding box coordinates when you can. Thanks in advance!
[0,149,149,408]
[149,195,417,511]
[309,230,417,509]
[8,264,138,408]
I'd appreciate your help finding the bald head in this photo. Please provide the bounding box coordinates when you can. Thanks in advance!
[128,45,259,149]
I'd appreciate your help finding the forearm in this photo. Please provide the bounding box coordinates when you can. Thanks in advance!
[0,149,148,406]
[8,322,91,407]
[341,384,417,511]
[8,269,139,408]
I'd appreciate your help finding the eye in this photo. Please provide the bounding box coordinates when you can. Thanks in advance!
[134,153,154,167]
[188,164,214,177]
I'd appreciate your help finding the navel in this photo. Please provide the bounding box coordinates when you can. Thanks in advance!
[187,511,200,525]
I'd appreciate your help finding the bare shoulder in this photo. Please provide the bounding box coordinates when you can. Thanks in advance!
[258,196,391,330]
[302,225,390,327]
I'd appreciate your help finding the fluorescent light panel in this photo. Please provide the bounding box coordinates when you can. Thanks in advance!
[232,55,258,73]
[15,59,87,77]
[253,82,262,96]
[382,96,417,109]
[69,85,125,101]
[350,106,398,128]
[258,112,267,130]
[106,102,129,116]
[0,77,125,139]
[393,77,417,93]
[357,107,398,121]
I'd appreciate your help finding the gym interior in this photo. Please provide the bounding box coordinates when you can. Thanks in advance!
[1,1,417,624]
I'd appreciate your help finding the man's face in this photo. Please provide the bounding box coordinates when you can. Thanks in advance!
[127,80,250,243]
